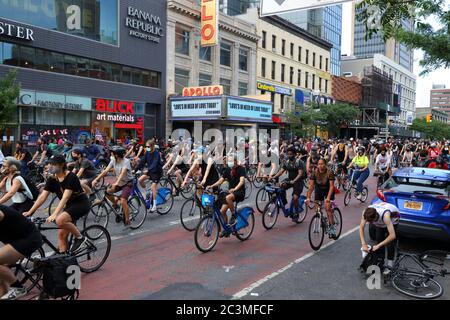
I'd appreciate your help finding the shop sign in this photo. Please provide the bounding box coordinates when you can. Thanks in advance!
[18,90,36,106]
[21,91,92,110]
[200,0,219,46]
[95,113,135,123]
[171,99,222,118]
[257,82,292,96]
[126,6,164,43]
[317,70,331,81]
[227,98,273,122]
[0,20,35,41]
[182,85,223,97]
[94,98,135,114]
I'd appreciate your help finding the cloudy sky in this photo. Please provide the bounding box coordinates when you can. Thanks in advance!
[341,1,450,110]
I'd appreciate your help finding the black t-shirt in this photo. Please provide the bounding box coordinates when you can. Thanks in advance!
[282,158,305,180]
[74,159,97,179]
[221,166,246,189]
[19,148,32,163]
[0,205,38,244]
[201,161,219,184]
[44,172,85,205]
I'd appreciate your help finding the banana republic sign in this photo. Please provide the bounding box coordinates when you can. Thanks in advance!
[125,6,164,43]
[0,20,35,41]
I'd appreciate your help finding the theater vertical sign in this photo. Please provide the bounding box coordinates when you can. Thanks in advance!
[201,0,219,46]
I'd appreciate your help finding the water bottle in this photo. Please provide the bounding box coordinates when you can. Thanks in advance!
[361,245,372,258]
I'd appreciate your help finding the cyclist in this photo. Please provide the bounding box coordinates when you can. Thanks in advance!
[0,158,34,214]
[348,146,370,200]
[306,146,320,177]
[167,144,192,195]
[14,142,32,176]
[270,147,305,221]
[207,154,246,238]
[83,139,101,162]
[401,146,414,166]
[331,140,349,175]
[441,141,450,162]
[305,158,337,238]
[23,155,89,254]
[0,205,43,300]
[71,148,97,199]
[428,142,441,159]
[92,147,133,229]
[375,147,391,186]
[427,156,449,170]
[29,138,52,166]
[137,139,163,213]
[359,202,400,275]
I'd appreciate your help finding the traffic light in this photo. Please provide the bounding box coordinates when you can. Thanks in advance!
[426,114,433,123]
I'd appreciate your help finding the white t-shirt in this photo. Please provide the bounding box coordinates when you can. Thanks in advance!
[107,158,133,187]
[0,150,4,163]
[376,154,391,169]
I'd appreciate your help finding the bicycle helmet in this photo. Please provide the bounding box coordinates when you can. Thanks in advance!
[357,146,366,153]
[111,146,126,158]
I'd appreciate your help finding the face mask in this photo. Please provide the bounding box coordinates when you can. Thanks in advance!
[288,155,295,161]
[72,156,79,162]
[146,147,152,152]
[228,162,234,168]
[381,153,386,157]
[49,166,62,175]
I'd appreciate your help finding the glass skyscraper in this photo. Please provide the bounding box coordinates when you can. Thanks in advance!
[281,5,343,76]
[219,0,260,16]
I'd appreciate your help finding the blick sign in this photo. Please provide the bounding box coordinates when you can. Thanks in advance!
[200,0,219,46]
[260,0,354,16]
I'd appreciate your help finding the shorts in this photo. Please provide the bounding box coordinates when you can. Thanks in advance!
[177,164,189,174]
[218,189,245,207]
[314,187,335,202]
[81,177,96,188]
[64,195,90,223]
[10,231,43,257]
[114,182,133,200]
[10,199,34,215]
[145,170,162,183]
[286,180,304,197]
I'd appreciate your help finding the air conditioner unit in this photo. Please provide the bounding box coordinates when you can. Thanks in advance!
[343,72,353,77]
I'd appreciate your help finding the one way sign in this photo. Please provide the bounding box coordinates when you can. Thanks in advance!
[260,0,355,16]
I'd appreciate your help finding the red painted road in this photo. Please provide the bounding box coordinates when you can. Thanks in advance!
[77,176,379,300]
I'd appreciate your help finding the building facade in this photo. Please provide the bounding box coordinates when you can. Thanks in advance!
[416,107,449,124]
[430,85,450,117]
[342,54,416,129]
[281,5,343,76]
[0,0,167,148]
[239,9,333,119]
[351,3,414,72]
[167,0,261,137]
[331,75,362,106]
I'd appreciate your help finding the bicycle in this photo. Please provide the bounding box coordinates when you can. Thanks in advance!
[384,249,449,299]
[10,216,111,296]
[180,183,207,232]
[194,190,255,253]
[308,200,343,251]
[343,169,369,206]
[374,167,390,189]
[159,173,196,199]
[255,181,274,213]
[261,184,307,230]
[330,162,350,191]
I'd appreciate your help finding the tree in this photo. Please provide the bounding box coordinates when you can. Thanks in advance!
[0,69,20,130]
[357,0,450,75]
[410,117,450,139]
[320,103,361,137]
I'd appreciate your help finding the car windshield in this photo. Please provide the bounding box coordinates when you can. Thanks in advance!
[384,176,450,196]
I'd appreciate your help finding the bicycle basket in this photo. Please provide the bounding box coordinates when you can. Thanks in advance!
[156,188,171,205]
[202,194,215,208]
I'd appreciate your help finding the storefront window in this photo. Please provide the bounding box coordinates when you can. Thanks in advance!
[149,71,160,88]
[2,43,19,66]
[66,111,91,126]
[20,107,34,124]
[77,58,91,77]
[132,69,142,86]
[2,0,119,45]
[176,25,190,56]
[111,64,121,82]
[122,67,132,84]
[19,46,35,68]
[49,52,65,73]
[35,49,50,71]
[175,68,190,94]
[36,108,64,125]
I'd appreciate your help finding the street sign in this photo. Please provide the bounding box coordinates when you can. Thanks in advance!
[260,0,354,16]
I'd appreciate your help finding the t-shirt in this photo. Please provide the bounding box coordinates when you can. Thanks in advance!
[0,205,39,244]
[428,148,441,159]
[352,155,369,168]
[39,144,52,158]
[74,158,97,179]
[376,154,391,169]
[106,158,133,187]
[310,168,335,190]
[221,166,246,189]
[44,172,85,205]
[282,158,305,180]
[201,161,219,185]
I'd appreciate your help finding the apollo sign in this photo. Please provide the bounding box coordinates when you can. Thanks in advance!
[260,0,354,16]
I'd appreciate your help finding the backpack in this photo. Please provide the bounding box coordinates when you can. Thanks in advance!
[13,174,39,201]
[37,254,80,300]
[359,250,384,273]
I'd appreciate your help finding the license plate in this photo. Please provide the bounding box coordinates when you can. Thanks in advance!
[404,201,423,211]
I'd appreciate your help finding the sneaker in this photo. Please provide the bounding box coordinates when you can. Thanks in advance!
[328,225,336,238]
[291,213,299,222]
[228,216,237,227]
[383,268,392,278]
[70,236,87,253]
[150,204,157,213]
[1,287,27,300]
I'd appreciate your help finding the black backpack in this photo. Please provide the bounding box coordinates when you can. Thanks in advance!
[359,250,385,273]
[13,174,39,201]
[37,254,80,300]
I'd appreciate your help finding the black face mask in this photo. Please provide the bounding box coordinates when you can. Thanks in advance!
[72,156,79,162]
[288,155,295,161]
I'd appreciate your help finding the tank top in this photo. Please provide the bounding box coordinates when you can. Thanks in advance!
[336,147,346,162]
[6,176,31,204]
[369,202,400,228]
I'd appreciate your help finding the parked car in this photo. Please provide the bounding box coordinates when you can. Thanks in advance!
[371,167,450,242]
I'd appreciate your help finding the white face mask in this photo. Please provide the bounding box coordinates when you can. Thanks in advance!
[228,161,234,168]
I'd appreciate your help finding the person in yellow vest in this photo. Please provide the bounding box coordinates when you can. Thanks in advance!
[348,146,370,200]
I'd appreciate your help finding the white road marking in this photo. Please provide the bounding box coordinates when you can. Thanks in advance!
[231,226,360,300]
[223,266,235,272]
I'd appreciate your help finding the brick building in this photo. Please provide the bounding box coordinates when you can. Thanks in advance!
[331,75,362,105]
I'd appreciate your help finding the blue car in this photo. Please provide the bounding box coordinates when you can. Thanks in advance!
[371,167,450,242]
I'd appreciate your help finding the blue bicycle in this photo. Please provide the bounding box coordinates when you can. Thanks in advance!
[194,190,255,253]
[262,183,307,230]
[88,173,173,230]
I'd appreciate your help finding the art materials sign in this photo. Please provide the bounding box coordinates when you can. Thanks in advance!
[200,0,219,46]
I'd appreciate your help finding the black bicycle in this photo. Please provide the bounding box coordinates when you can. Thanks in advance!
[160,174,196,199]
[180,183,207,232]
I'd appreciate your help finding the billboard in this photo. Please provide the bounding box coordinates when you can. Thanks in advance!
[260,0,354,16]
[200,0,219,46]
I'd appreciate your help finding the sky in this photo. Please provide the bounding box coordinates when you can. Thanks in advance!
[341,1,450,110]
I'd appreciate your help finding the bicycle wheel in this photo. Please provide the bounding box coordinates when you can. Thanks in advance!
[392,272,443,299]
[13,247,45,293]
[255,188,271,213]
[244,179,253,200]
[77,225,111,273]
[195,215,220,253]
[296,203,308,224]
[236,211,255,241]
[47,195,59,216]
[332,208,343,240]
[181,181,196,199]
[344,190,351,206]
[180,198,203,231]
[128,196,147,230]
[157,192,174,215]
[247,167,256,182]
[309,214,324,251]
[360,187,369,202]
[253,176,264,188]
[84,203,109,233]
[262,201,279,230]
[342,177,351,191]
